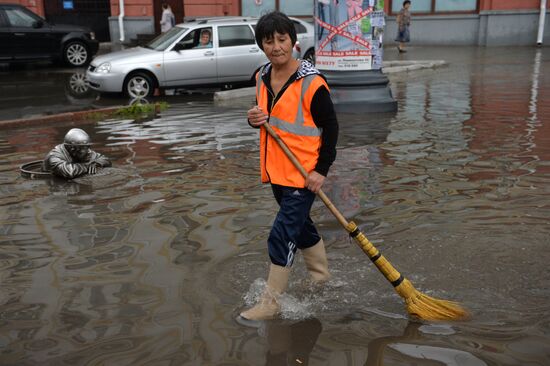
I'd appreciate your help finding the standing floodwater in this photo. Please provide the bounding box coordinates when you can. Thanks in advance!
[1,47,549,365]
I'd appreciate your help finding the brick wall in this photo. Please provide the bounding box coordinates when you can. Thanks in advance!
[0,0,44,16]
[184,0,238,16]
[480,0,540,11]
[110,0,153,17]
[108,0,239,17]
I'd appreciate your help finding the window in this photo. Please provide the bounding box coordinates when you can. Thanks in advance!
[218,25,255,47]
[5,8,39,27]
[0,13,7,28]
[391,0,477,14]
[173,27,212,50]
[392,0,430,13]
[194,28,213,49]
[435,0,477,12]
[279,0,313,16]
[147,27,187,51]
[242,0,275,17]
[178,29,197,48]
[241,0,312,17]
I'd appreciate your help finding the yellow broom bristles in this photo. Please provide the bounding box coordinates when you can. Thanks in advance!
[396,279,470,321]
[347,221,469,321]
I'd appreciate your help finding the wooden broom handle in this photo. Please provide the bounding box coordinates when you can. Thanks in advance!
[263,123,350,229]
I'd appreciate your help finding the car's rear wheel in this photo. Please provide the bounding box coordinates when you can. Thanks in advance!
[124,72,155,99]
[63,41,90,67]
[304,49,315,65]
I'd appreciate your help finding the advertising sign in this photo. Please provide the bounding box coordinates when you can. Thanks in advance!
[63,1,74,10]
[315,0,386,71]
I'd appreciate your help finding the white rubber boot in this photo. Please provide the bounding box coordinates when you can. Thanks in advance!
[239,264,291,321]
[302,239,330,283]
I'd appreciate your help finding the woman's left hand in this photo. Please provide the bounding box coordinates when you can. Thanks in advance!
[305,171,325,193]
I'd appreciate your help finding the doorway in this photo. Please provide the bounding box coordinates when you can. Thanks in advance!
[154,0,185,35]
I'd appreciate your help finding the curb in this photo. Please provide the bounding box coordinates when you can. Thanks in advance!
[0,106,124,129]
[214,87,255,102]
[383,60,447,74]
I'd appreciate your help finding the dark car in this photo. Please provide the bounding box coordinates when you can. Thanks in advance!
[0,3,99,67]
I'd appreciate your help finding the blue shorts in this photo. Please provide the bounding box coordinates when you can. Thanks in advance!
[395,26,410,42]
[268,184,321,267]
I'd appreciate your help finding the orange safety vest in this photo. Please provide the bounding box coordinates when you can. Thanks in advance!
[256,67,329,188]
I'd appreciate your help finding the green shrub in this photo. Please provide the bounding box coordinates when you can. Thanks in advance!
[114,101,169,118]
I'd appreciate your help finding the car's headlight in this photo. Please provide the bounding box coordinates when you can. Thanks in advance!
[96,62,111,73]
[89,32,96,40]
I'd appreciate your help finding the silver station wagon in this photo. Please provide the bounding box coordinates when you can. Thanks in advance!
[87,17,270,98]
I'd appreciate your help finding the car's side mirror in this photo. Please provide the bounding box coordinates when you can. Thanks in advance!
[32,20,43,29]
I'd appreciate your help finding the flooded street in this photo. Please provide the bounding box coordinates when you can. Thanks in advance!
[1,46,550,365]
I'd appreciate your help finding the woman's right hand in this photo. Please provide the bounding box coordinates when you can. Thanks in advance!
[247,106,268,127]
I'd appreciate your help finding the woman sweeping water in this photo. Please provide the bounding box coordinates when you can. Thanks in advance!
[239,11,339,324]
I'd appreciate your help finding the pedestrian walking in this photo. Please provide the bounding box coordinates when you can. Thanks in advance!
[239,11,339,323]
[317,0,330,41]
[395,0,411,53]
[160,3,175,33]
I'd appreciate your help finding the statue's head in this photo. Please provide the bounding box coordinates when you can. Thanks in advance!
[64,128,91,161]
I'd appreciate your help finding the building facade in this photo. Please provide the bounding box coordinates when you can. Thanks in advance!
[386,0,549,46]
[3,0,549,45]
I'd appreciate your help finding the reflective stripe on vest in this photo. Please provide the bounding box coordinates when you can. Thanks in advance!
[256,67,322,137]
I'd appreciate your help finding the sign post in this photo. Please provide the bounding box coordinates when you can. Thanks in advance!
[315,0,396,112]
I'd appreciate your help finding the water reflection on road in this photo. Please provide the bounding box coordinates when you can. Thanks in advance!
[1,47,550,365]
[0,65,104,120]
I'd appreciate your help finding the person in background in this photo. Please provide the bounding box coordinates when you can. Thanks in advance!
[160,3,175,33]
[395,0,411,53]
[317,0,330,41]
[195,29,213,48]
[42,128,111,179]
[239,11,339,323]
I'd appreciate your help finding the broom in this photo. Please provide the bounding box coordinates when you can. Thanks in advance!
[263,123,469,321]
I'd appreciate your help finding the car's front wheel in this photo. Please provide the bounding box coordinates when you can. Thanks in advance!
[124,72,155,99]
[63,41,90,67]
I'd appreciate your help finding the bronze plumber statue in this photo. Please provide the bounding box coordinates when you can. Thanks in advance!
[42,128,112,179]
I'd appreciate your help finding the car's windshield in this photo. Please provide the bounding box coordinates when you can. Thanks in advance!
[146,27,188,51]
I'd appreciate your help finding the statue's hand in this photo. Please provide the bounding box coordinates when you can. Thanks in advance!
[87,162,99,175]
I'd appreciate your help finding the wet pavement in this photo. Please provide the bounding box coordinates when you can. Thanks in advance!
[0,60,218,122]
[1,46,550,365]
[0,63,114,121]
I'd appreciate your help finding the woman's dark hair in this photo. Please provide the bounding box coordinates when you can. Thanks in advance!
[403,0,411,6]
[254,11,297,50]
